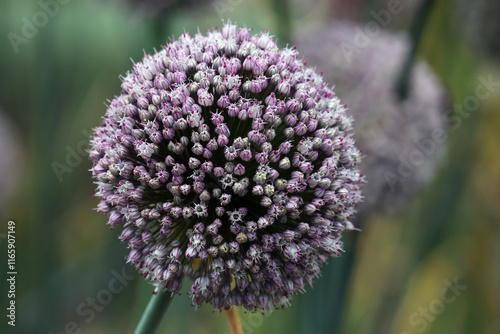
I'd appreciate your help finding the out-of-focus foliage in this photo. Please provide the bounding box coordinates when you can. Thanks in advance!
[0,0,498,333]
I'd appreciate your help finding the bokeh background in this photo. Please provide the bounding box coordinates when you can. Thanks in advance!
[1,0,499,333]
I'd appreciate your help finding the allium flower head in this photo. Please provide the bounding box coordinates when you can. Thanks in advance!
[89,23,363,311]
[295,22,446,217]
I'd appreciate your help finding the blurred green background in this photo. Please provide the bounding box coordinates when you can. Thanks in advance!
[0,0,499,333]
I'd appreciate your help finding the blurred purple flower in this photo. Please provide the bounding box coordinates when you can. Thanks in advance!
[295,22,447,217]
[89,23,363,311]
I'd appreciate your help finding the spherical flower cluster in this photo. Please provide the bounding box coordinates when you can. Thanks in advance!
[295,22,446,217]
[459,0,500,62]
[89,23,363,311]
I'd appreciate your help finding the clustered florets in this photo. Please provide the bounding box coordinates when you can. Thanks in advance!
[89,23,363,311]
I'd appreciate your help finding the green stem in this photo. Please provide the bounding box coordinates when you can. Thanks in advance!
[299,232,358,334]
[134,290,175,334]
[271,0,292,46]
[395,0,436,100]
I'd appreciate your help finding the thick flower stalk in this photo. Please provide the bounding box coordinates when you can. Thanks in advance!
[295,22,446,217]
[89,23,363,312]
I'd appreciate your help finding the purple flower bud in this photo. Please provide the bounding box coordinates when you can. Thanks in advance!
[217,134,229,147]
[197,88,214,106]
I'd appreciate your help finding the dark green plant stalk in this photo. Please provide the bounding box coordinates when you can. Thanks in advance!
[29,24,60,333]
[395,0,436,100]
[134,291,175,334]
[300,233,358,334]
[150,8,171,47]
[271,0,292,45]
[372,2,481,330]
